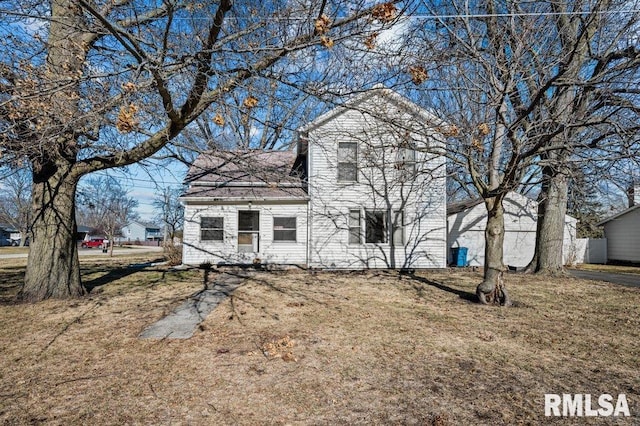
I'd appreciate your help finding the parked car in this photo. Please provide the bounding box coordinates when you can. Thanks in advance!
[0,237,12,247]
[81,238,105,248]
[11,237,29,247]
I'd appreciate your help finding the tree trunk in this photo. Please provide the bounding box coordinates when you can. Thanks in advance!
[476,197,510,306]
[20,164,83,301]
[527,161,569,274]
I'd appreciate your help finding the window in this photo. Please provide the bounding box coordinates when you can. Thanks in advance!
[365,210,387,243]
[338,142,358,182]
[392,210,404,245]
[396,145,416,178]
[348,210,361,244]
[273,217,296,242]
[201,217,224,241]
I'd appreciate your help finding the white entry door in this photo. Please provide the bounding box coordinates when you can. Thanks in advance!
[238,210,259,253]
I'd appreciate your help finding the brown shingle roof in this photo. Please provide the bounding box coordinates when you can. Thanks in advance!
[186,150,301,185]
[183,150,307,201]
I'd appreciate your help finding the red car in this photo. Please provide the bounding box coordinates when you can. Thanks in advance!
[81,238,104,249]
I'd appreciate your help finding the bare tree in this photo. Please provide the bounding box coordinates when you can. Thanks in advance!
[0,0,400,300]
[153,186,184,244]
[406,0,639,303]
[0,168,32,245]
[77,177,139,256]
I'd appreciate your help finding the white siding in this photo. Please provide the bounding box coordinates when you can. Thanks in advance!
[447,192,578,268]
[306,95,447,269]
[604,207,640,262]
[182,201,308,266]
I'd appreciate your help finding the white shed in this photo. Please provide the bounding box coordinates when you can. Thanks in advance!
[597,205,640,263]
[447,192,578,268]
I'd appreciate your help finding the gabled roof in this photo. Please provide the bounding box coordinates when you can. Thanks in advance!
[126,220,161,230]
[182,149,307,201]
[597,204,640,226]
[298,84,442,134]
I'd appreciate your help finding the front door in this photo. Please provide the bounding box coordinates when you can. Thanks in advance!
[238,211,259,253]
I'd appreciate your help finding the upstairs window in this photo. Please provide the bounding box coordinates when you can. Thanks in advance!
[338,142,358,182]
[273,217,297,242]
[365,210,387,244]
[396,145,416,178]
[201,217,224,241]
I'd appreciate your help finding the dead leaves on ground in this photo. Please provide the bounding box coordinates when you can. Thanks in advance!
[260,335,297,362]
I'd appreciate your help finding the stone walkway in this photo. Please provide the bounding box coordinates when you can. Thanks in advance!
[139,272,249,339]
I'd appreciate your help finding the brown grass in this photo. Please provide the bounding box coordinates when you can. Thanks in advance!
[0,261,638,425]
[572,263,640,275]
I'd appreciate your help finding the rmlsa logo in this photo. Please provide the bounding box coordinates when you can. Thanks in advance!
[545,394,630,417]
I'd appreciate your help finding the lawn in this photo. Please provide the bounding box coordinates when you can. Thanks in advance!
[0,257,638,425]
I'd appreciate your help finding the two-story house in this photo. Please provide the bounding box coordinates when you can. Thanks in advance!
[180,86,447,269]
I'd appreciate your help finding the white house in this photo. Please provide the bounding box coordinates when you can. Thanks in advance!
[180,87,448,269]
[597,204,640,263]
[120,221,162,243]
[447,192,578,268]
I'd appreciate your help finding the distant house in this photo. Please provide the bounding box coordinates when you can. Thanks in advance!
[0,224,20,241]
[447,192,578,268]
[180,86,447,269]
[597,204,640,263]
[120,221,162,242]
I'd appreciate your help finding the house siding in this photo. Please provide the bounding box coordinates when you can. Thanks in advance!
[182,201,308,265]
[603,207,640,262]
[306,95,447,269]
[447,193,578,267]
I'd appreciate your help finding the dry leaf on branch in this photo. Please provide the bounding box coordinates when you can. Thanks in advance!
[477,122,490,136]
[213,113,225,126]
[364,33,378,49]
[314,14,331,35]
[116,103,138,133]
[320,36,334,49]
[243,96,258,109]
[372,2,398,23]
[121,82,136,93]
[471,138,484,152]
[440,124,459,137]
[408,65,428,84]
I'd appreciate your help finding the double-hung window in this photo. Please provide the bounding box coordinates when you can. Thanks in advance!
[201,217,224,241]
[273,217,297,242]
[396,145,416,179]
[338,142,358,182]
[348,210,361,244]
[392,210,404,245]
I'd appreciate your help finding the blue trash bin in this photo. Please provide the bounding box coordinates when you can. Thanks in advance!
[450,247,468,267]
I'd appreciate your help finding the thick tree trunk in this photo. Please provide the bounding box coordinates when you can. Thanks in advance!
[476,197,510,306]
[20,164,83,301]
[527,162,569,274]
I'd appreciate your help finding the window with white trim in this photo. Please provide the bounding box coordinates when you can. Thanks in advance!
[348,209,361,244]
[338,142,358,182]
[396,145,416,178]
[392,210,404,245]
[201,217,224,241]
[273,217,296,242]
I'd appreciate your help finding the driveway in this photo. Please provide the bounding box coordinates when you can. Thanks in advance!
[568,269,640,288]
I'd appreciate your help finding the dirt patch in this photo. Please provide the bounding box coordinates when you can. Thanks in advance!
[0,265,638,424]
